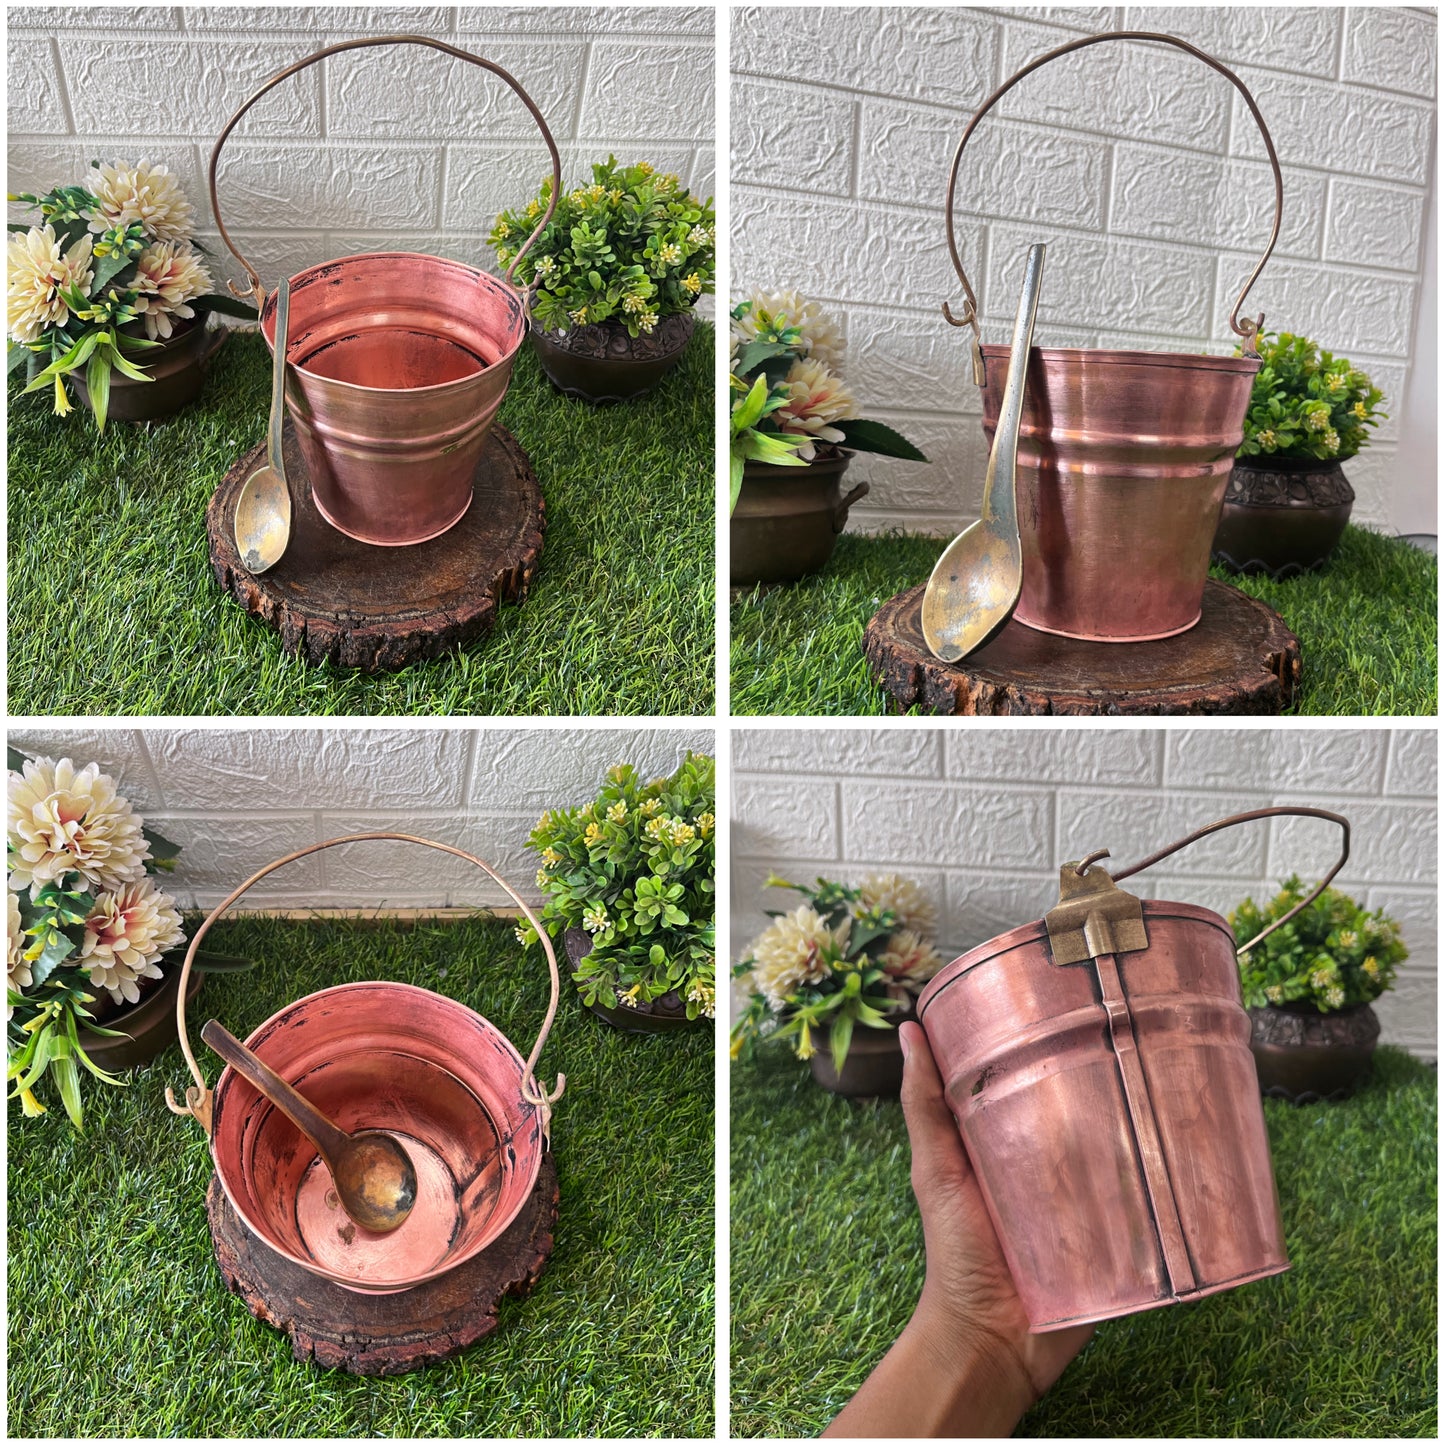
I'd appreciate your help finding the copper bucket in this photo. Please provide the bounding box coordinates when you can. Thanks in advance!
[165,834,564,1295]
[209,37,561,546]
[944,32,1284,641]
[917,807,1349,1332]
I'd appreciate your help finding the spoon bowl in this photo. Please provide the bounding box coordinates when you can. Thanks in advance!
[233,275,292,574]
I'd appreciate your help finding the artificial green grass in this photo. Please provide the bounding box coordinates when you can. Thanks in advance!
[730,526,1437,715]
[7,328,713,716]
[8,916,714,1438]
[729,1044,1436,1437]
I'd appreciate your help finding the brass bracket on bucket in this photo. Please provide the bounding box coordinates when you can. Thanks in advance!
[1045,859,1148,965]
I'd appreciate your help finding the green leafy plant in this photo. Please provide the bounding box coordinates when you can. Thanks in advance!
[7,746,248,1129]
[1236,332,1386,462]
[520,753,715,1020]
[489,157,714,338]
[1232,874,1406,1012]
[7,161,257,430]
[731,873,944,1073]
[729,290,926,511]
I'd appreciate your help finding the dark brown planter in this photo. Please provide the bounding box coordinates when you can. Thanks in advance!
[530,312,694,404]
[731,450,869,586]
[1212,455,1355,579]
[563,928,704,1034]
[78,965,202,1072]
[809,1024,905,1098]
[69,318,226,424]
[1247,1000,1380,1103]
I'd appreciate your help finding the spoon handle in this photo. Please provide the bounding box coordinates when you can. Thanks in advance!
[980,243,1045,539]
[268,277,290,484]
[201,1019,349,1160]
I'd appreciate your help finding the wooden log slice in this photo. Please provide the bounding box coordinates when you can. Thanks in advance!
[206,1154,559,1376]
[864,580,1301,716]
[206,419,544,672]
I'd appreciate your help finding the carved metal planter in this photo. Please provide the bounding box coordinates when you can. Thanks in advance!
[531,313,694,404]
[564,928,700,1033]
[1248,1000,1380,1102]
[731,450,868,586]
[1212,456,1355,579]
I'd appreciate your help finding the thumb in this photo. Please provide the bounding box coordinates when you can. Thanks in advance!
[899,1021,970,1206]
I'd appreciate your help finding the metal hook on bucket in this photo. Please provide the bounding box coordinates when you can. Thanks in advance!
[941,30,1284,358]
[165,833,564,1140]
[207,35,563,312]
[1072,806,1351,958]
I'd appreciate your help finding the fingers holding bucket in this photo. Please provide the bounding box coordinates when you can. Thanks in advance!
[899,1022,974,1207]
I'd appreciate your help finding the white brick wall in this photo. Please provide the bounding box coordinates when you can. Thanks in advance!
[7,5,715,302]
[8,725,713,910]
[732,726,1438,1059]
[731,5,1437,537]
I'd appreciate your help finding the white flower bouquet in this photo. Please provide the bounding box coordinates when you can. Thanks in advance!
[7,160,257,429]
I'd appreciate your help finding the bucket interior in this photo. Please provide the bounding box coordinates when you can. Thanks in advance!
[210,981,543,1292]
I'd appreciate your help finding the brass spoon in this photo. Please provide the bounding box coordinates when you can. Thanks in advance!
[921,242,1046,662]
[232,276,292,574]
[201,1019,417,1235]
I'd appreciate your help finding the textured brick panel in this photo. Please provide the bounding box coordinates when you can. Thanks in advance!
[843,783,1053,870]
[61,41,321,138]
[1373,973,1437,1059]
[848,415,985,518]
[8,40,68,135]
[1365,886,1438,953]
[145,814,324,905]
[1059,791,1268,875]
[732,6,999,112]
[1339,446,1394,528]
[1325,179,1428,273]
[327,231,494,272]
[326,41,584,142]
[945,869,1074,955]
[12,7,181,29]
[842,303,981,416]
[8,729,158,804]
[582,42,715,141]
[1167,731,1390,795]
[198,231,335,295]
[460,8,714,37]
[1384,731,1439,798]
[948,731,1164,787]
[1270,803,1436,887]
[1006,7,1120,32]
[732,78,855,196]
[1124,6,1342,77]
[1341,7,1438,98]
[734,779,838,861]
[732,853,843,923]
[1111,144,1325,261]
[188,7,454,33]
[734,729,942,778]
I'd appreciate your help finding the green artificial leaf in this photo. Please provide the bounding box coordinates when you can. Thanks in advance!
[734,338,797,379]
[191,951,256,973]
[86,348,111,433]
[193,293,259,320]
[28,929,79,988]
[50,1050,85,1131]
[142,825,182,870]
[729,453,744,514]
[90,249,135,293]
[8,341,31,375]
[830,1011,855,1076]
[836,418,928,461]
[732,373,769,432]
[8,745,30,771]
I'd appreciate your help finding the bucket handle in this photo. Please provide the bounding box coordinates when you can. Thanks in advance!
[943,30,1284,359]
[1074,806,1350,957]
[164,833,564,1137]
[207,35,563,312]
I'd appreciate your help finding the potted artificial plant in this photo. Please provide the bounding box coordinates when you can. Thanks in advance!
[6,750,245,1128]
[731,873,944,1097]
[1212,332,1387,578]
[1232,874,1406,1102]
[729,290,926,585]
[520,752,715,1032]
[7,160,257,429]
[490,157,714,404]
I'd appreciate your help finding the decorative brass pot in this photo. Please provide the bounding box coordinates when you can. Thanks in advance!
[1248,1000,1379,1102]
[809,1009,914,1098]
[1212,456,1356,579]
[531,313,694,404]
[731,450,869,586]
[69,320,224,424]
[78,965,203,1072]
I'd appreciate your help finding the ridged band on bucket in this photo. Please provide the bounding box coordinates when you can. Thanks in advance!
[916,807,1349,1332]
[165,833,566,1294]
[208,36,562,547]
[941,32,1284,642]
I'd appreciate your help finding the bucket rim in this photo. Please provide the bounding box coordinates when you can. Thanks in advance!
[979,342,1261,374]
[209,977,544,1293]
[917,899,1235,1021]
[260,251,529,398]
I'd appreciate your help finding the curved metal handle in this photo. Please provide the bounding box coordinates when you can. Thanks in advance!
[832,481,870,533]
[207,34,563,310]
[1076,806,1350,957]
[165,833,564,1136]
[943,30,1283,357]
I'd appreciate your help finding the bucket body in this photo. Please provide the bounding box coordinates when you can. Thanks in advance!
[209,980,545,1293]
[261,253,527,547]
[917,900,1288,1331]
[980,346,1260,642]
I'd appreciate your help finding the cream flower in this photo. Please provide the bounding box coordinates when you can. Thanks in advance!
[88,160,195,242]
[687,978,716,1019]
[79,877,185,1005]
[7,225,94,343]
[733,288,845,370]
[878,928,945,985]
[773,356,857,460]
[8,757,150,894]
[747,905,846,1011]
[7,890,30,1019]
[130,241,212,340]
[858,874,938,939]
